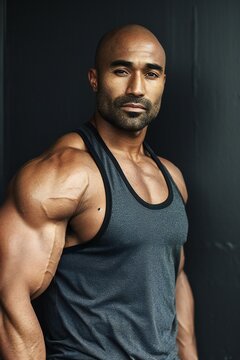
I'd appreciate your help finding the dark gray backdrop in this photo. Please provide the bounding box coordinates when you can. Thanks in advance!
[2,0,240,358]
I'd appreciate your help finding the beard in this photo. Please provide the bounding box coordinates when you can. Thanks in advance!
[96,91,161,132]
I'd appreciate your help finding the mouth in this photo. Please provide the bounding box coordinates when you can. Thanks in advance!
[121,103,146,113]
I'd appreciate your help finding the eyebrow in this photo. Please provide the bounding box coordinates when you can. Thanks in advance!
[110,60,163,73]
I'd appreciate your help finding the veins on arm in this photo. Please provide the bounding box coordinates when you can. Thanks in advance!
[0,143,90,358]
[1,147,89,297]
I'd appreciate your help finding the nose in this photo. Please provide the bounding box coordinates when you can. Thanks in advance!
[126,72,145,97]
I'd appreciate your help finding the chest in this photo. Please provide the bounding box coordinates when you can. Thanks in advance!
[109,153,169,205]
[66,147,186,248]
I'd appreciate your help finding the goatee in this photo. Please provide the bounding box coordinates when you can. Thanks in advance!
[96,93,161,132]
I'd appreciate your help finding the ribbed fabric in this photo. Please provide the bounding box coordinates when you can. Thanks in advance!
[38,122,188,360]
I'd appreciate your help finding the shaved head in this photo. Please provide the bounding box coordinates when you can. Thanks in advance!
[89,24,166,132]
[94,24,166,71]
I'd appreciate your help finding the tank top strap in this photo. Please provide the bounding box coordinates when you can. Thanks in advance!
[75,122,184,208]
[74,122,125,191]
[143,141,186,205]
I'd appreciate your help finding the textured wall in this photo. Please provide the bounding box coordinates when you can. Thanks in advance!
[148,1,240,358]
[4,0,240,358]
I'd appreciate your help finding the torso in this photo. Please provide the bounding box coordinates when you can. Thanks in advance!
[15,124,186,298]
[64,132,170,248]
[36,124,188,358]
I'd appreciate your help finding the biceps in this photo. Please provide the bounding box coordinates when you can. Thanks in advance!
[0,207,64,299]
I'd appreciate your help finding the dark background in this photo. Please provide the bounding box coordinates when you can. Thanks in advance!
[1,0,240,358]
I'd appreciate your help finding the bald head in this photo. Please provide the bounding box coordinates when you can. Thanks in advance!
[89,24,166,132]
[94,24,166,71]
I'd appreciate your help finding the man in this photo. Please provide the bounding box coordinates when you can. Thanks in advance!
[0,24,198,359]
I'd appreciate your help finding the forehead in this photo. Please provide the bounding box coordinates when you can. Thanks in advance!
[100,32,165,68]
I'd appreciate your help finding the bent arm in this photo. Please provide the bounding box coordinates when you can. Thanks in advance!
[176,248,198,360]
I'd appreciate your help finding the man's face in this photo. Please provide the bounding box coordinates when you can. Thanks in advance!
[89,30,166,132]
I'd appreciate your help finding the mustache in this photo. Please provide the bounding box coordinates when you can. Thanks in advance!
[113,95,152,110]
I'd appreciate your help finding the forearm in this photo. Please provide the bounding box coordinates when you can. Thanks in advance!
[0,297,45,360]
[176,270,198,360]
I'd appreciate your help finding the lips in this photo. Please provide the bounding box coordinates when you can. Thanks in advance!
[121,103,146,111]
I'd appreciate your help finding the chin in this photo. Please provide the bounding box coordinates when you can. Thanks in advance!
[115,119,151,132]
[99,108,156,132]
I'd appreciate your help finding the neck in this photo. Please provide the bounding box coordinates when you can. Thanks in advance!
[90,114,148,159]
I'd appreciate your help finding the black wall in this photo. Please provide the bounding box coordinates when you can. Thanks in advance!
[3,0,240,358]
[0,0,5,200]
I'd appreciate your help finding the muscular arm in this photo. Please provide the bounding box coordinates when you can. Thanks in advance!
[0,146,87,359]
[176,249,198,359]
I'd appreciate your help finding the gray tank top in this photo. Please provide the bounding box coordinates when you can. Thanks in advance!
[37,122,188,360]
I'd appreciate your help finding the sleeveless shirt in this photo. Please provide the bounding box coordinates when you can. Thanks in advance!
[36,122,188,360]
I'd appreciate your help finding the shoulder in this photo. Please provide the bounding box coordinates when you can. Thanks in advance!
[48,131,86,151]
[10,132,92,224]
[159,157,188,203]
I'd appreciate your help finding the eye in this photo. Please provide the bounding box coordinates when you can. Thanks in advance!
[113,69,129,76]
[146,72,160,79]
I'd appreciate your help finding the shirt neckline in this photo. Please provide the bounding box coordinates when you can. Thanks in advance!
[86,122,173,210]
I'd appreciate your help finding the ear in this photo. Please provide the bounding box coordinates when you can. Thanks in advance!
[163,73,166,85]
[88,68,98,92]
[162,73,166,91]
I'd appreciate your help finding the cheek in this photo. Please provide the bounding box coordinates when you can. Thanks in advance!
[151,82,165,101]
[101,79,126,100]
